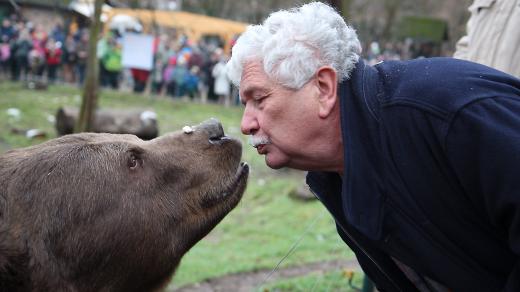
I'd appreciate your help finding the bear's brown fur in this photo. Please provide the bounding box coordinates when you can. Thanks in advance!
[0,119,248,292]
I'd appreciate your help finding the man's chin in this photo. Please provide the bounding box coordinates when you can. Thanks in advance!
[264,154,288,170]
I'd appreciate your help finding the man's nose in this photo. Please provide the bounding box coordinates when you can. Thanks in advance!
[240,105,258,135]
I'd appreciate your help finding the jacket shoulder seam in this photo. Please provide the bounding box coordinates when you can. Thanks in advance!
[443,96,520,152]
[381,97,450,120]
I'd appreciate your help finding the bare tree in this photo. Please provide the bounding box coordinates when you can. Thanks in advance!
[75,0,103,133]
[327,0,353,20]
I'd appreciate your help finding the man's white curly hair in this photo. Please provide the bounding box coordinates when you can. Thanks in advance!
[226,1,362,89]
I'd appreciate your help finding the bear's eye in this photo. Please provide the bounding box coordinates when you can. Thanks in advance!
[128,154,139,169]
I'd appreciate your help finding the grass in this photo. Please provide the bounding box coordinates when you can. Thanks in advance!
[169,177,355,288]
[258,269,366,292]
[0,81,355,289]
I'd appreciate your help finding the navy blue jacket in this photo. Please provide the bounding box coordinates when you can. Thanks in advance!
[307,58,520,291]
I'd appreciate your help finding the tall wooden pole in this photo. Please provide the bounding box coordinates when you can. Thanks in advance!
[328,0,352,21]
[75,0,103,133]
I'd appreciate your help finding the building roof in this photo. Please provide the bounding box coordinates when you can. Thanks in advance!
[9,0,72,9]
[105,8,249,51]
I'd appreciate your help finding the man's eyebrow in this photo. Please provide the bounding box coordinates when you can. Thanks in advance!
[241,85,266,98]
[241,87,256,98]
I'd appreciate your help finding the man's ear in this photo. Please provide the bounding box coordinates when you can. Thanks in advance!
[315,66,338,118]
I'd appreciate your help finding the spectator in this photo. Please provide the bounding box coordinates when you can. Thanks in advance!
[454,0,520,78]
[163,56,177,97]
[62,34,77,83]
[0,19,15,42]
[50,23,65,44]
[75,31,89,86]
[30,25,47,79]
[203,48,220,102]
[0,36,11,78]
[211,50,230,105]
[172,56,188,97]
[11,29,32,81]
[130,68,150,93]
[101,37,122,89]
[151,57,164,95]
[184,66,200,99]
[97,32,109,87]
[44,39,62,83]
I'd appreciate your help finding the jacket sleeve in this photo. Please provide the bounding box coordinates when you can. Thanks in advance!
[445,97,520,291]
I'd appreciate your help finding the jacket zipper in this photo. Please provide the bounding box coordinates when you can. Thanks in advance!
[308,187,405,292]
[385,197,483,283]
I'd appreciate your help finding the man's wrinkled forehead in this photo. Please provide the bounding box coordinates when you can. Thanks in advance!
[240,61,268,85]
[239,61,273,102]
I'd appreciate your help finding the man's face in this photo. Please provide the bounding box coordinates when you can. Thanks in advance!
[239,61,321,170]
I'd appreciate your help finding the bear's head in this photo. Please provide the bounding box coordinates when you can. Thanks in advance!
[0,118,248,291]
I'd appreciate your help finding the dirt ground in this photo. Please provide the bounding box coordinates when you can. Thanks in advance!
[171,259,360,292]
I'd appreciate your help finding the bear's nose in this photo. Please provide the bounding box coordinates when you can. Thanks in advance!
[199,118,225,141]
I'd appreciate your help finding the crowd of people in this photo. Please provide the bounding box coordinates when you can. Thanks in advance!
[145,34,235,104]
[95,29,238,105]
[0,16,89,85]
[0,13,238,105]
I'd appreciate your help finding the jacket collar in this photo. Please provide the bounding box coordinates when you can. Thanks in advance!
[308,59,386,240]
[342,59,386,240]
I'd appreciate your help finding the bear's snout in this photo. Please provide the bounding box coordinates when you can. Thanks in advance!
[193,118,235,146]
[198,118,224,140]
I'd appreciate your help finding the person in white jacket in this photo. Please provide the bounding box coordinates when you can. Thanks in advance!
[454,0,520,78]
[212,51,231,106]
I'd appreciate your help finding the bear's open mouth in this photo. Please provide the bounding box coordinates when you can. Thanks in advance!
[220,162,249,198]
[202,162,249,208]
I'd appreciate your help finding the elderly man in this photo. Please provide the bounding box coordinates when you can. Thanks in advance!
[226,2,520,291]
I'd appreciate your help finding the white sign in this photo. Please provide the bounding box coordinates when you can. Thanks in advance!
[121,33,154,70]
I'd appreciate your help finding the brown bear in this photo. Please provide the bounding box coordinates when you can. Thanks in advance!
[0,118,249,292]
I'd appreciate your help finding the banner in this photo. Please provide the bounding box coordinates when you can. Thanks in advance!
[121,33,154,70]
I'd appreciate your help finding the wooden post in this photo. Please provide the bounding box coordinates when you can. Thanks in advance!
[75,0,103,133]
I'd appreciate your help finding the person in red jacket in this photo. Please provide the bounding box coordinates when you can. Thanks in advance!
[130,68,150,93]
[44,39,62,83]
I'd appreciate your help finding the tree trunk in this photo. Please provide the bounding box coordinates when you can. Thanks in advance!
[327,0,352,21]
[380,0,400,42]
[75,0,103,133]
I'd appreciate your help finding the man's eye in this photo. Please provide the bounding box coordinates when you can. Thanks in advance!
[253,98,263,107]
[254,95,266,104]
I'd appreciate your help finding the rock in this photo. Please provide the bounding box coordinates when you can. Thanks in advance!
[25,80,48,90]
[55,107,159,140]
[288,184,317,201]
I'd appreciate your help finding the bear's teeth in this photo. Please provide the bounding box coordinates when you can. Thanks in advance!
[182,126,194,134]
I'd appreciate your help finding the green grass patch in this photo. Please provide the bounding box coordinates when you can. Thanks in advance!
[0,82,355,288]
[169,177,354,288]
[259,269,366,292]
